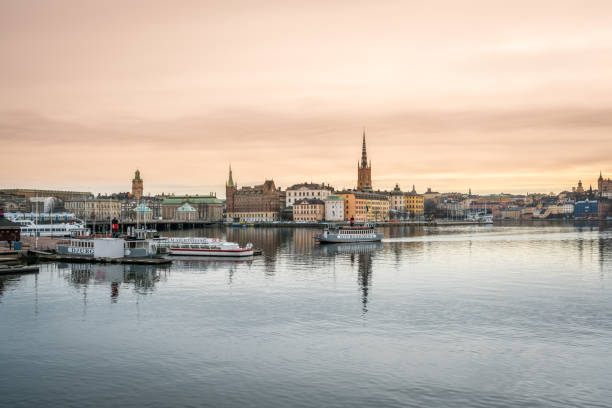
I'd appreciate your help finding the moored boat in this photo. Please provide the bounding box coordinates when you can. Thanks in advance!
[156,237,254,257]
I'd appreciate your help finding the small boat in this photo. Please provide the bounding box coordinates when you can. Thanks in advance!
[156,237,254,257]
[314,223,383,243]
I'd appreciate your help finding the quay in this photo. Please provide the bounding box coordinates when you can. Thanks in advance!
[35,253,172,265]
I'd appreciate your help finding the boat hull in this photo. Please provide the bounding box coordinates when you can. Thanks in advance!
[169,248,254,257]
[315,233,384,244]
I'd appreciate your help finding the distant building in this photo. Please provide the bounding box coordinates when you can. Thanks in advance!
[574,199,598,218]
[225,168,282,221]
[131,169,144,199]
[389,184,405,212]
[337,191,389,222]
[161,195,223,221]
[357,130,372,191]
[65,199,121,220]
[423,187,441,201]
[324,195,344,221]
[598,172,612,199]
[405,185,425,218]
[175,203,197,221]
[293,199,325,222]
[286,183,334,207]
[132,203,153,222]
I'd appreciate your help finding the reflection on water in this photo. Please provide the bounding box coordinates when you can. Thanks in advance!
[2,223,612,408]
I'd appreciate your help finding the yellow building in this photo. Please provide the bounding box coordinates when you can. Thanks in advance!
[405,186,424,218]
[337,191,389,222]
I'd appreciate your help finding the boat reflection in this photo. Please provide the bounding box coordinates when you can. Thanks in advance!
[59,263,166,302]
[315,242,381,315]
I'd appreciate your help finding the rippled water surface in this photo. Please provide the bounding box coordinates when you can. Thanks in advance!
[2,224,612,408]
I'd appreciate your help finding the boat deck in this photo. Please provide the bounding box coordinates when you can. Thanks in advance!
[37,254,172,265]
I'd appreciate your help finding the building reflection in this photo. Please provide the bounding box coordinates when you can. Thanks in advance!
[59,263,167,302]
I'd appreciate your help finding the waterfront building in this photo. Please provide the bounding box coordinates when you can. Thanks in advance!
[293,199,325,222]
[574,199,598,218]
[131,169,144,199]
[0,189,92,212]
[224,168,282,221]
[175,203,197,221]
[65,199,121,220]
[389,184,405,212]
[324,195,344,222]
[357,130,372,191]
[405,185,425,218]
[598,172,612,199]
[161,195,223,221]
[286,183,334,207]
[132,203,153,222]
[337,191,389,222]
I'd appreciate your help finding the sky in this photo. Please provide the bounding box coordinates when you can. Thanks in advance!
[1,0,611,197]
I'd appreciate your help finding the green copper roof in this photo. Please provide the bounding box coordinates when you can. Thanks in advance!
[133,203,151,212]
[162,196,222,205]
[177,203,196,212]
[326,195,342,200]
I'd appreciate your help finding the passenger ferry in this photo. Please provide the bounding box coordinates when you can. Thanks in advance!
[156,237,254,257]
[314,223,383,243]
[17,219,90,237]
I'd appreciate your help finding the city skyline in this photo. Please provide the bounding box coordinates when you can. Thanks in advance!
[2,0,612,195]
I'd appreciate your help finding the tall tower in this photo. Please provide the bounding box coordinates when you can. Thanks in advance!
[131,169,143,199]
[357,130,372,191]
[225,165,237,214]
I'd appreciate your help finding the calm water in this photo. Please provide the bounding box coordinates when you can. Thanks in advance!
[2,224,612,408]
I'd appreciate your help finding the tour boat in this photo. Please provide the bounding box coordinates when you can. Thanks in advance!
[17,219,90,237]
[156,237,254,257]
[314,223,383,243]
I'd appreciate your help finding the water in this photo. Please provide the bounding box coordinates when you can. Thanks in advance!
[1,224,612,408]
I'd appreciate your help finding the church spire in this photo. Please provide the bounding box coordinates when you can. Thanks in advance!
[361,129,368,168]
[227,164,235,187]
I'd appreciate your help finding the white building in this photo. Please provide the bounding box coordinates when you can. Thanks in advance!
[286,183,334,207]
[324,195,344,221]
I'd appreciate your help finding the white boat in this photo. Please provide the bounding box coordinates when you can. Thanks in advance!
[17,219,90,237]
[465,212,493,224]
[156,237,254,257]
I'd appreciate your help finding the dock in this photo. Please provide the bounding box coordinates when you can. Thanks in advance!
[0,265,39,275]
[36,253,172,265]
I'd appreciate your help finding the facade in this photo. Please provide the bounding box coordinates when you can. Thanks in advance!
[161,195,223,221]
[337,192,367,222]
[337,191,389,222]
[65,199,121,220]
[293,199,325,222]
[286,183,334,207]
[389,184,405,212]
[224,168,282,221]
[357,131,372,191]
[405,186,425,218]
[131,169,144,199]
[598,172,612,199]
[176,203,197,221]
[0,192,27,213]
[132,203,153,221]
[324,195,344,222]
[574,199,598,218]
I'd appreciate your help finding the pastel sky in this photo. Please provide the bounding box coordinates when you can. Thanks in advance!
[1,0,611,197]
